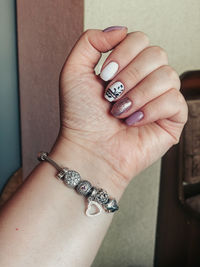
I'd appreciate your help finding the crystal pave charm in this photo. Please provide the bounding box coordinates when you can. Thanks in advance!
[63,170,81,188]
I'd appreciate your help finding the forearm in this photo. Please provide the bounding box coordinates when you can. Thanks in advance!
[0,25,186,267]
[0,138,124,267]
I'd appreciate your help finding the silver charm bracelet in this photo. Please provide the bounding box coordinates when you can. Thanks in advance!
[38,152,119,217]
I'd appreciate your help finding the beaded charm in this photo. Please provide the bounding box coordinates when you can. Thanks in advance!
[38,151,119,217]
[63,170,81,188]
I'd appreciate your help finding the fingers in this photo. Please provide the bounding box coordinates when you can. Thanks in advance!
[62,28,128,75]
[100,32,149,81]
[99,30,188,132]
[104,46,168,102]
[124,88,188,126]
[111,65,181,118]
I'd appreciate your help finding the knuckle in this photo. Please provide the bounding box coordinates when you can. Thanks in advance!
[172,135,181,145]
[132,31,150,44]
[162,65,181,89]
[170,88,180,99]
[183,108,189,124]
[149,46,168,61]
[84,29,111,51]
[81,29,94,45]
[177,91,186,105]
[185,104,189,123]
[126,66,141,82]
[170,89,188,123]
[180,97,189,123]
[100,36,112,51]
[136,86,149,104]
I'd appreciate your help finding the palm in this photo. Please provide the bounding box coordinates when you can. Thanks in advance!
[60,72,176,181]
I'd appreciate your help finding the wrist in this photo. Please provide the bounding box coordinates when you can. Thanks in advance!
[49,135,126,202]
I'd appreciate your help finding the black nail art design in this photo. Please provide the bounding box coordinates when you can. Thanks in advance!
[105,82,125,102]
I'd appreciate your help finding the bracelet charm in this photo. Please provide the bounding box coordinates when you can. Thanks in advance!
[38,151,119,217]
[86,200,103,217]
[63,170,81,188]
[76,180,92,196]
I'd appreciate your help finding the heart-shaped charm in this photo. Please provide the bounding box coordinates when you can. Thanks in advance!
[86,200,103,217]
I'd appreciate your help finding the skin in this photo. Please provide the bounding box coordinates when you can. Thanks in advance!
[0,28,188,267]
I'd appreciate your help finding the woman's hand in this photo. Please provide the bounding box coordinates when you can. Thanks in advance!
[0,27,188,267]
[55,27,188,197]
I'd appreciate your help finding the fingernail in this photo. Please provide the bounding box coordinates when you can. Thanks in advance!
[125,111,144,126]
[104,81,125,102]
[103,26,127,32]
[100,62,119,81]
[111,97,132,117]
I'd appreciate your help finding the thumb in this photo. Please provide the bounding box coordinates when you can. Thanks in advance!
[62,27,128,74]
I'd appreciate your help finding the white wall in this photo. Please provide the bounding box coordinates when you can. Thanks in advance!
[84,1,200,266]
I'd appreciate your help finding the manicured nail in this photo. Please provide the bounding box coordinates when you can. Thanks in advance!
[104,81,125,102]
[111,97,132,117]
[103,26,127,32]
[100,62,119,81]
[125,111,144,126]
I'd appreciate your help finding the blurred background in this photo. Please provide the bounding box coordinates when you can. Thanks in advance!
[0,1,200,266]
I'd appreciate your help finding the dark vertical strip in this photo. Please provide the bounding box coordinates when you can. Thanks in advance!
[16,0,83,178]
[154,71,200,267]
[0,0,21,192]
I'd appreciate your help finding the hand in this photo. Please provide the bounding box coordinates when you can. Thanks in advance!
[55,27,188,196]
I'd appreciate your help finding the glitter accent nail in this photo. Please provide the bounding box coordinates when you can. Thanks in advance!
[111,97,132,117]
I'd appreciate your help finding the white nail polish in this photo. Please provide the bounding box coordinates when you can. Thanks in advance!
[104,81,125,102]
[100,62,119,81]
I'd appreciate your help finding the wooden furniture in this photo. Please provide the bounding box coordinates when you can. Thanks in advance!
[155,71,200,266]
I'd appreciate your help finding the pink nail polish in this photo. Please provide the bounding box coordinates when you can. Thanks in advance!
[111,97,132,117]
[103,26,127,32]
[125,111,144,126]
